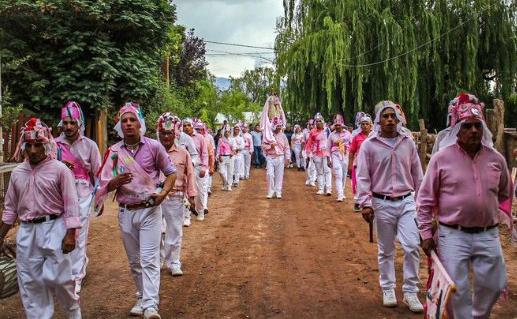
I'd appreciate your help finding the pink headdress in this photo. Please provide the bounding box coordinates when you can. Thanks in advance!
[307,119,315,126]
[314,113,325,123]
[271,116,284,129]
[114,102,146,138]
[13,118,56,161]
[449,92,484,126]
[58,101,85,135]
[156,112,182,137]
[333,114,345,126]
[354,112,366,127]
[373,100,409,137]
[193,118,205,130]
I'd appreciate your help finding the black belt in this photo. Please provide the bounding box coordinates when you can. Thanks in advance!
[220,155,231,157]
[22,215,58,224]
[439,222,499,234]
[372,192,412,201]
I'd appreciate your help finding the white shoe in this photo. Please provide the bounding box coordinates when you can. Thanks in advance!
[267,193,274,199]
[228,186,232,191]
[170,264,183,276]
[316,190,324,195]
[382,289,397,307]
[337,197,344,202]
[197,211,205,221]
[276,193,282,199]
[129,299,143,316]
[74,279,82,296]
[143,307,161,319]
[305,180,310,186]
[310,182,316,187]
[183,219,191,227]
[403,293,423,313]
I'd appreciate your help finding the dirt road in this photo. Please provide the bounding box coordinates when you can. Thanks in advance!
[1,168,517,318]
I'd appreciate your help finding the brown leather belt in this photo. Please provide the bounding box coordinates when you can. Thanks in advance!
[119,202,153,211]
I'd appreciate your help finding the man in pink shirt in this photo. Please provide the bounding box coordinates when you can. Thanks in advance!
[197,122,216,196]
[241,123,254,179]
[55,101,101,295]
[328,114,352,202]
[262,117,290,199]
[0,118,81,319]
[96,103,176,319]
[417,93,512,319]
[303,119,317,186]
[305,113,332,195]
[356,101,424,313]
[217,128,235,191]
[157,113,197,277]
[183,118,208,221]
[348,114,372,211]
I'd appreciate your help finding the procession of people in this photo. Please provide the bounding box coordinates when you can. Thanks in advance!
[0,91,515,319]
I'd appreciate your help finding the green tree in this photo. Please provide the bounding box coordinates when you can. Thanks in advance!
[276,0,517,129]
[230,67,279,104]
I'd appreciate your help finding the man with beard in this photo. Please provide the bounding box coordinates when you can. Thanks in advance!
[55,101,101,295]
[95,103,176,319]
[0,118,81,319]
[356,101,423,313]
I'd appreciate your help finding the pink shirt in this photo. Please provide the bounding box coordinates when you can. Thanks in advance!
[191,132,208,170]
[356,134,423,208]
[262,132,290,157]
[2,158,81,229]
[167,144,197,198]
[328,130,352,160]
[305,129,330,158]
[56,135,101,198]
[217,138,233,156]
[242,132,254,153]
[417,144,511,240]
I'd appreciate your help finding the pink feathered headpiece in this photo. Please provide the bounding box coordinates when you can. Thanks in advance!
[13,118,55,161]
[60,101,83,121]
[449,92,484,126]
[157,112,182,136]
[193,118,205,130]
[271,116,284,128]
[114,102,147,138]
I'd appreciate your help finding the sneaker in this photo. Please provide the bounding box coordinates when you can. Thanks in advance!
[403,293,424,313]
[316,190,324,195]
[305,180,310,186]
[74,279,82,296]
[337,197,344,202]
[183,219,191,227]
[382,289,397,307]
[228,186,232,191]
[170,264,183,277]
[143,307,161,319]
[197,211,205,221]
[310,182,316,187]
[326,191,332,196]
[267,193,274,199]
[276,193,282,199]
[129,299,143,316]
[353,203,361,212]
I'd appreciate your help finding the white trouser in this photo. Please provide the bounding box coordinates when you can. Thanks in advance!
[70,195,91,284]
[16,218,81,319]
[266,155,285,195]
[313,156,332,192]
[160,195,185,269]
[294,144,304,168]
[207,175,213,193]
[194,166,208,213]
[438,225,507,319]
[331,153,349,199]
[372,196,420,293]
[242,150,252,178]
[305,158,316,183]
[118,206,162,310]
[218,156,233,188]
[233,153,243,184]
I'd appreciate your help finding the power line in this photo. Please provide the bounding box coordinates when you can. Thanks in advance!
[205,40,275,50]
[207,49,275,55]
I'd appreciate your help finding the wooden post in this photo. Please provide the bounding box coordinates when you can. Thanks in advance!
[418,119,428,170]
[493,99,505,154]
[95,110,107,156]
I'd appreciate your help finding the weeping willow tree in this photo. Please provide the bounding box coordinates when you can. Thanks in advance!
[276,0,517,129]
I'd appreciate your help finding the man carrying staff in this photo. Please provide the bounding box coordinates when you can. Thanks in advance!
[55,101,101,295]
[183,118,208,221]
[328,114,352,202]
[305,113,332,196]
[262,117,290,199]
[0,118,82,319]
[157,113,196,277]
[356,101,423,313]
[95,103,176,319]
[348,114,372,211]
[417,93,512,319]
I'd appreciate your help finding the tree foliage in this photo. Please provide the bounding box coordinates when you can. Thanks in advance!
[0,0,178,120]
[171,28,208,88]
[230,67,279,104]
[276,0,517,129]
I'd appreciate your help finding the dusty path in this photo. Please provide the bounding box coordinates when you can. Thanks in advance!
[1,167,517,318]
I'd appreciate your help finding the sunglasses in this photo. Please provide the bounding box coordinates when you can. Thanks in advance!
[461,122,482,130]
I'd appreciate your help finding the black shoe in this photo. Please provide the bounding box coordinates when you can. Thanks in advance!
[353,203,361,212]
[204,209,209,215]
[190,206,198,216]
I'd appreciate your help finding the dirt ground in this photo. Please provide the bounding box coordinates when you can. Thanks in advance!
[1,167,517,318]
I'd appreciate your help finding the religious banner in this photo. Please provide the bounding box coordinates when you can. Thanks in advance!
[425,251,456,319]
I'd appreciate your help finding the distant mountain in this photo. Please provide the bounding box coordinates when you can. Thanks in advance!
[214,77,231,91]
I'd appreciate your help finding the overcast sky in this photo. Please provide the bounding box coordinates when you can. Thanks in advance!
[174,0,283,78]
